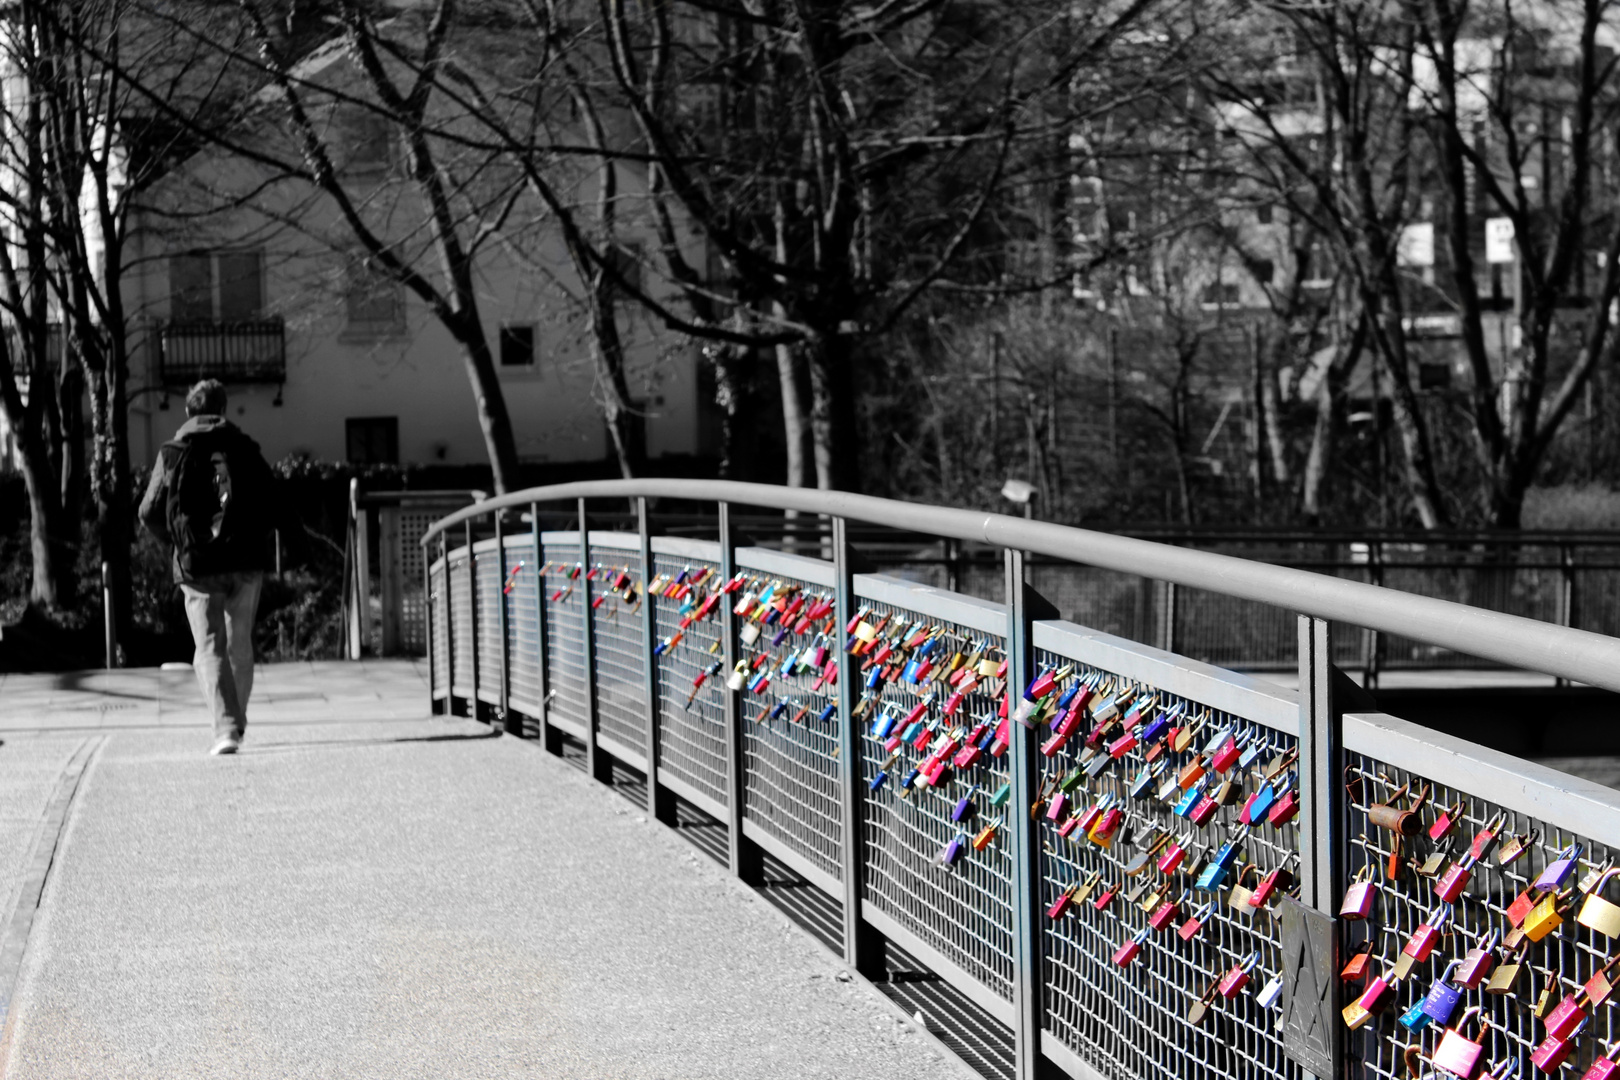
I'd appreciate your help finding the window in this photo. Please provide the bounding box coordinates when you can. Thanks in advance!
[343,110,392,173]
[1419,362,1452,390]
[344,262,404,335]
[1253,259,1275,285]
[168,250,264,322]
[346,417,399,465]
[500,324,535,367]
[1201,282,1241,307]
[1256,204,1274,225]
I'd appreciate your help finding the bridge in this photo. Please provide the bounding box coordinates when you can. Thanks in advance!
[8,479,1620,1080]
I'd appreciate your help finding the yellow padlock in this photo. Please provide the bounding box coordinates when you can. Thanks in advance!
[1579,869,1620,937]
[853,620,878,643]
[1341,1001,1374,1030]
[976,657,999,678]
[1523,891,1566,942]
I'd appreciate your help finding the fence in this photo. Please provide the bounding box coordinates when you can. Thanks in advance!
[422,480,1620,1080]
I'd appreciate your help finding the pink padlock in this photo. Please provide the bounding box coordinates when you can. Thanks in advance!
[1217,953,1258,999]
[1583,1040,1620,1079]
[1533,1016,1588,1074]
[1268,790,1301,826]
[1356,973,1396,1014]
[1045,793,1069,822]
[1436,853,1478,903]
[1340,867,1377,920]
[1158,840,1189,875]
[1454,930,1499,988]
[1432,1007,1487,1078]
[1108,731,1138,760]
[1112,927,1149,966]
[1148,894,1183,931]
[1210,734,1241,773]
[1545,990,1591,1042]
[1188,795,1219,826]
[1402,904,1453,962]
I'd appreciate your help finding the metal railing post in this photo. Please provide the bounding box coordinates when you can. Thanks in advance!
[1557,544,1576,688]
[1005,548,1054,1080]
[718,501,761,883]
[465,518,480,719]
[579,498,605,782]
[494,509,515,732]
[1287,615,1349,1079]
[639,497,672,823]
[424,533,438,713]
[441,531,454,709]
[834,516,879,976]
[531,502,551,749]
[1160,578,1178,654]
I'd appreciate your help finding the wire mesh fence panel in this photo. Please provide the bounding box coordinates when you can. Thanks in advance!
[587,536,647,764]
[1342,719,1620,1080]
[734,549,842,888]
[504,537,541,713]
[541,533,590,737]
[429,557,448,696]
[393,507,448,653]
[854,580,1017,1006]
[1029,630,1303,1080]
[448,550,473,695]
[650,546,729,814]
[475,542,503,700]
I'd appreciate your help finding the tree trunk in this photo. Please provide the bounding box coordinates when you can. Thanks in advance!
[448,314,521,494]
[587,288,643,480]
[16,439,70,608]
[804,331,859,491]
[775,339,812,489]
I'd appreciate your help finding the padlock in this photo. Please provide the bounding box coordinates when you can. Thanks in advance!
[1416,848,1448,877]
[1585,953,1620,1007]
[1401,904,1453,963]
[1469,812,1507,860]
[939,833,968,866]
[1420,959,1466,1025]
[952,786,979,823]
[1484,940,1527,995]
[1135,883,1162,911]
[1178,900,1215,941]
[1532,1016,1588,1074]
[1578,869,1620,938]
[1091,881,1118,911]
[1107,729,1138,759]
[1112,927,1151,967]
[1148,891,1184,931]
[1522,890,1568,943]
[1047,880,1082,920]
[1509,886,1547,927]
[1436,851,1478,902]
[1583,1040,1620,1080]
[1498,829,1539,866]
[1341,863,1378,920]
[1268,785,1301,826]
[988,782,1011,809]
[1156,773,1183,801]
[1211,776,1241,806]
[1195,838,1242,891]
[1217,953,1258,998]
[1178,755,1209,790]
[724,661,749,691]
[1432,1006,1488,1079]
[1228,865,1260,912]
[1256,972,1284,1009]
[1341,1001,1375,1030]
[1129,760,1165,799]
[1368,781,1431,836]
[1579,859,1614,895]
[1263,745,1298,781]
[1456,930,1500,988]
[1187,793,1220,826]
[1533,968,1559,1019]
[1211,731,1243,773]
[1354,970,1397,1014]
[1187,980,1220,1026]
[1158,837,1191,875]
[1537,843,1585,891]
[1246,779,1278,824]
[1429,799,1465,841]
[1089,806,1124,846]
[1340,940,1374,982]
[1173,779,1207,818]
[1045,791,1069,822]
[971,818,1002,851]
[1249,854,1299,908]
[1544,985,1592,1042]
[1072,872,1102,907]
[1399,997,1435,1033]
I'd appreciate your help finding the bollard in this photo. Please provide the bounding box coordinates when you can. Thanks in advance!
[101,561,116,669]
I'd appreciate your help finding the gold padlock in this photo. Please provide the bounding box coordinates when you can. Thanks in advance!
[1532,968,1557,1018]
[1417,849,1447,877]
[1579,868,1620,937]
[1341,1001,1375,1030]
[1228,865,1261,912]
[1579,859,1615,895]
[1485,956,1522,995]
[1523,891,1568,942]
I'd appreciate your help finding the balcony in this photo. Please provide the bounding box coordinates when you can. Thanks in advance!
[156,317,285,385]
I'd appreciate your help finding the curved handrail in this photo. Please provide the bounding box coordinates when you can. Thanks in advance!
[421,478,1620,694]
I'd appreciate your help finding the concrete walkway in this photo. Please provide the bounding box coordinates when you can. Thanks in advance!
[0,661,969,1080]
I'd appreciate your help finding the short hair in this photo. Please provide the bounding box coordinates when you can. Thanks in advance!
[185,379,227,416]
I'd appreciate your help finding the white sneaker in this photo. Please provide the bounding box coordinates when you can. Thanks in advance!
[209,736,241,756]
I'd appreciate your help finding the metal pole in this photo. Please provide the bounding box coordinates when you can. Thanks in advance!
[1004,547,1052,1080]
[1160,580,1177,654]
[495,509,514,732]
[441,531,454,709]
[531,502,551,749]
[353,479,371,657]
[101,561,115,669]
[718,502,760,883]
[834,516,878,976]
[639,497,670,823]
[423,533,437,713]
[578,497,604,782]
[465,518,480,720]
[1557,543,1575,688]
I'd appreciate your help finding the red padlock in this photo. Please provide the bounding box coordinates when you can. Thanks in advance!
[1454,930,1499,988]
[1112,927,1150,967]
[1217,953,1258,999]
[1188,795,1220,826]
[1210,734,1242,773]
[1584,1040,1620,1080]
[1267,789,1301,826]
[1545,988,1591,1042]
[1436,852,1478,903]
[1533,1017,1588,1074]
[1177,900,1214,941]
[1148,894,1184,931]
[1402,905,1453,963]
[1249,854,1299,908]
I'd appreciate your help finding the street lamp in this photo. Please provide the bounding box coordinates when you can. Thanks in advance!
[1001,478,1037,520]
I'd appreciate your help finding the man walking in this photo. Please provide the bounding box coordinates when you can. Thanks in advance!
[139,379,287,755]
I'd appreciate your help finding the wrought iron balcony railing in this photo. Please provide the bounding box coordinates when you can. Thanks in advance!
[156,317,285,385]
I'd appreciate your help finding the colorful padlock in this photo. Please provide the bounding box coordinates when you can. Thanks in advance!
[1112,927,1151,967]
[1148,890,1185,931]
[1340,863,1378,920]
[1436,851,1478,903]
[1544,985,1592,1042]
[1582,1041,1620,1080]
[1249,854,1298,908]
[1429,799,1466,841]
[1178,900,1216,941]
[1537,843,1586,891]
[1402,904,1454,963]
[1354,969,1397,1014]
[1340,940,1374,982]
[1532,1016,1588,1074]
[1431,1006,1489,1079]
[1523,890,1569,943]
[1578,868,1620,938]
[1420,959,1466,1025]
[1456,930,1500,988]
[1217,953,1258,999]
[1267,773,1301,825]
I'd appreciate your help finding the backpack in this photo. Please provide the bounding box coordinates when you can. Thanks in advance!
[163,425,276,578]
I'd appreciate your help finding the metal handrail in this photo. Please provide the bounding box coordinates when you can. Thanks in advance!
[420,478,1620,694]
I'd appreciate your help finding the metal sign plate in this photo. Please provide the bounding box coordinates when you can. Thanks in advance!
[1280,896,1336,1077]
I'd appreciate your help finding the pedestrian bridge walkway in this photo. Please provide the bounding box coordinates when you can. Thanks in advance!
[0,660,967,1080]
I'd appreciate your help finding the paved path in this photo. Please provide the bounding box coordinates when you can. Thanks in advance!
[0,661,968,1080]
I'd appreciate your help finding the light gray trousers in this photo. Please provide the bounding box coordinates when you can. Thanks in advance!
[180,571,264,740]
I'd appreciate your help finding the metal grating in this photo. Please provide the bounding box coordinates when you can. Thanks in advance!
[735,566,843,885]
[1344,753,1620,1080]
[588,542,648,760]
[429,557,448,695]
[1031,645,1303,1080]
[541,535,590,735]
[651,552,730,812]
[855,596,1016,1004]
[475,545,503,698]
[394,508,442,653]
[449,551,474,693]
[504,537,542,711]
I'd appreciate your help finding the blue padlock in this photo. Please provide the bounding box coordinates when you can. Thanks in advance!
[866,667,885,690]
[1139,707,1173,745]
[901,659,920,682]
[1174,777,1207,818]
[1420,960,1465,1024]
[1195,837,1242,891]
[818,703,836,723]
[871,711,897,739]
[1238,737,1269,770]
[1397,997,1435,1033]
[1055,681,1081,712]
[952,786,979,823]
[870,770,890,792]
[653,638,671,656]
[1248,778,1279,821]
[900,767,920,789]
[769,698,789,720]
